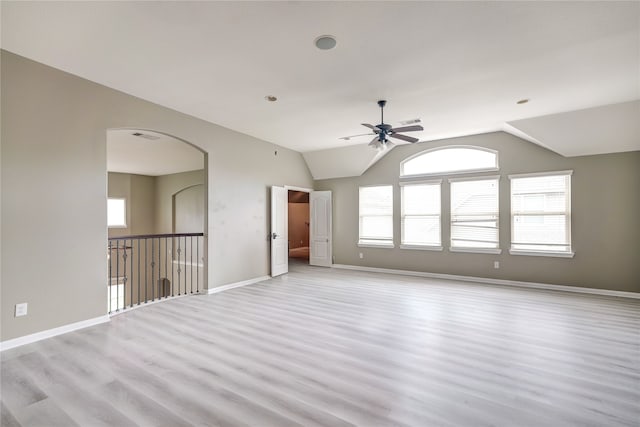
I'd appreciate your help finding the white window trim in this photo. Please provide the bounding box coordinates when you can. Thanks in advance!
[400,244,443,251]
[450,247,503,255]
[401,168,499,180]
[107,197,127,229]
[358,242,395,249]
[400,145,499,179]
[399,179,443,186]
[448,174,501,183]
[508,170,573,179]
[509,249,574,258]
[509,170,573,257]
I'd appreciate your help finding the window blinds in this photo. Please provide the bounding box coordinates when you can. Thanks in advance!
[511,173,571,253]
[450,178,499,249]
[359,186,393,244]
[401,182,441,246]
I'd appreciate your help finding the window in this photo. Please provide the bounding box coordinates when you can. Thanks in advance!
[401,181,441,249]
[107,198,126,228]
[359,185,393,247]
[450,177,500,253]
[401,146,498,177]
[510,171,573,257]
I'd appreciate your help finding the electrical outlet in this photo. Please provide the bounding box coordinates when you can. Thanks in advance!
[494,261,500,269]
[15,303,28,317]
[359,253,364,259]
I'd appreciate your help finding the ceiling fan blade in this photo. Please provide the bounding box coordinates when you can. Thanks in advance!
[368,137,381,147]
[362,123,377,130]
[339,132,375,141]
[389,133,419,143]
[390,125,424,133]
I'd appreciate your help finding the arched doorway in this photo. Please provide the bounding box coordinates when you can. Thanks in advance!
[106,128,207,313]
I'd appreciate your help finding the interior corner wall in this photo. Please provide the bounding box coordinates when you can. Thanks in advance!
[315,131,640,293]
[0,50,314,342]
[154,170,205,234]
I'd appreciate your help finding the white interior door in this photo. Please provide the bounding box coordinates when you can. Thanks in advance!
[271,186,288,276]
[310,191,332,267]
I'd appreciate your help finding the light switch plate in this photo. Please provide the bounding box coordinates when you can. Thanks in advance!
[15,303,28,317]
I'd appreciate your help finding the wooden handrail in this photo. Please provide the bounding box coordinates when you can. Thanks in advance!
[108,232,204,241]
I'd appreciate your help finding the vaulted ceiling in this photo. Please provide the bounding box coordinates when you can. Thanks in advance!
[2,1,638,179]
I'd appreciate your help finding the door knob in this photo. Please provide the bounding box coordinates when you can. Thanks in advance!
[272,232,278,239]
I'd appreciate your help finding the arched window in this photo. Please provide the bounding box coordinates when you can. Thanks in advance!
[400,146,498,177]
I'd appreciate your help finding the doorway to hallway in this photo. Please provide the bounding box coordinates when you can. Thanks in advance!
[288,190,310,262]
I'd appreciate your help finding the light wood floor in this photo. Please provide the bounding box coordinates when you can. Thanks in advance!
[2,262,639,426]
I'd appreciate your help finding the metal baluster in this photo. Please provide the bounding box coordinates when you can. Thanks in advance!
[116,240,120,312]
[184,236,189,295]
[108,240,112,313]
[137,238,141,305]
[165,237,168,298]
[196,235,199,293]
[190,235,193,294]
[151,238,155,301]
[118,239,127,310]
[171,237,175,297]
[177,238,181,295]
[128,239,132,309]
[145,238,148,303]
[157,237,161,298]
[158,237,162,298]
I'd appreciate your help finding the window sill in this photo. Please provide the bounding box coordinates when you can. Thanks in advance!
[509,249,575,258]
[400,245,443,251]
[450,247,502,255]
[358,242,395,249]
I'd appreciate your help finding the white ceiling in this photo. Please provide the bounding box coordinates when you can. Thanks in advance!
[107,129,203,176]
[2,1,639,160]
[507,101,640,157]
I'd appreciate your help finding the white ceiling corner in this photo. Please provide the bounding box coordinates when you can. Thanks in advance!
[506,101,640,157]
[303,144,391,181]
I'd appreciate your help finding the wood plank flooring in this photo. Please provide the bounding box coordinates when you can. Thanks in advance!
[2,261,639,426]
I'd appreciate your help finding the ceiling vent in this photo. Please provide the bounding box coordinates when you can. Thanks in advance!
[132,132,160,140]
[399,118,422,125]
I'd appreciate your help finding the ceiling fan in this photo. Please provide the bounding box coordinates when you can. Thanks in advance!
[341,100,424,151]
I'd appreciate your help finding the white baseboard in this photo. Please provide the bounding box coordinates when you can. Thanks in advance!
[332,264,640,299]
[0,315,111,352]
[207,275,270,295]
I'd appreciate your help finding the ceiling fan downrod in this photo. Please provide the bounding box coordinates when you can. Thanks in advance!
[378,100,387,142]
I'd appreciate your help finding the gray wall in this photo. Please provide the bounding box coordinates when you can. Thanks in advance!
[315,132,640,293]
[1,51,313,341]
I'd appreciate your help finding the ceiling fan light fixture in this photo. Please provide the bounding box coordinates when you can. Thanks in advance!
[315,35,337,50]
